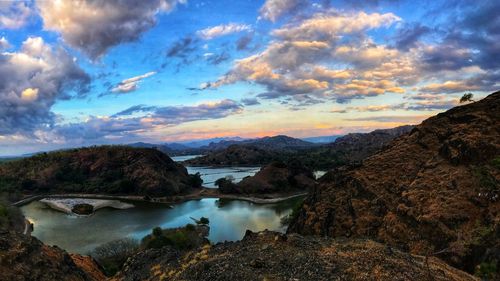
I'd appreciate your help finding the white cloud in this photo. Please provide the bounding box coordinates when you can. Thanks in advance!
[37,0,186,59]
[0,0,32,29]
[197,23,251,40]
[259,0,307,22]
[0,37,90,135]
[111,71,157,93]
[0,36,11,50]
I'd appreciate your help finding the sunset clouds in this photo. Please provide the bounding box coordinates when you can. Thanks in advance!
[0,0,498,155]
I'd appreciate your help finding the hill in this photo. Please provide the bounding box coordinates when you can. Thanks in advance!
[0,146,194,197]
[186,127,413,170]
[288,91,500,275]
[185,145,275,166]
[217,160,316,194]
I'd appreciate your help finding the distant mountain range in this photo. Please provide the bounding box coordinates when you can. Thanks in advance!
[300,135,342,143]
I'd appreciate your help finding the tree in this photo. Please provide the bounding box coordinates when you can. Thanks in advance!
[152,226,163,237]
[460,93,474,103]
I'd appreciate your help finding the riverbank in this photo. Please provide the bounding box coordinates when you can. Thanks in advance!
[13,188,307,207]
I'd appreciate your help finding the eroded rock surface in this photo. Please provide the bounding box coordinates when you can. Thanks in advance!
[289,92,500,273]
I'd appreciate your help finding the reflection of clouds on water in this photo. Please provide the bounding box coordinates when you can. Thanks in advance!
[21,198,294,254]
[186,166,261,187]
[171,155,202,162]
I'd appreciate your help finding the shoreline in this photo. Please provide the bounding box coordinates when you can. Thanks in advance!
[13,188,307,207]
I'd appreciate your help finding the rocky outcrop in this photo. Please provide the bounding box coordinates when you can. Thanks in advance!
[0,146,195,197]
[289,91,500,274]
[327,125,415,163]
[218,161,316,194]
[0,231,105,281]
[113,230,476,281]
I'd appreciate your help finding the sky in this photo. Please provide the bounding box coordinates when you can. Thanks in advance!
[0,0,498,155]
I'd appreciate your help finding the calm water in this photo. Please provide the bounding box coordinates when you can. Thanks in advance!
[186,166,261,187]
[170,155,202,162]
[21,197,301,254]
[171,155,261,187]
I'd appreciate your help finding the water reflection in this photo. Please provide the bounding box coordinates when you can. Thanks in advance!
[21,197,303,254]
[186,166,260,187]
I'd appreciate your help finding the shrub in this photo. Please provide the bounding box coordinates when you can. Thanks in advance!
[152,226,163,237]
[475,260,497,280]
[188,173,203,188]
[185,223,196,231]
[281,198,304,225]
[90,238,139,277]
[141,224,206,251]
[198,217,209,225]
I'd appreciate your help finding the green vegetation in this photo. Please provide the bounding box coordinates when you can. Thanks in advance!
[141,223,207,250]
[280,198,304,225]
[491,157,500,169]
[475,260,498,280]
[188,172,203,188]
[91,238,139,277]
[198,217,209,225]
[215,176,238,193]
[0,145,190,197]
[0,196,24,231]
[473,166,499,201]
[460,92,474,103]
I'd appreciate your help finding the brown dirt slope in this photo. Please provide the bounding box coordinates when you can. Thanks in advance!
[288,91,500,273]
[113,230,477,281]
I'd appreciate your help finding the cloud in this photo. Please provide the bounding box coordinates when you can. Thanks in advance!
[202,10,404,104]
[197,23,251,40]
[236,34,254,51]
[205,51,230,65]
[333,98,458,113]
[112,105,158,117]
[344,115,429,123]
[0,36,11,50]
[0,37,90,135]
[110,71,156,94]
[0,0,32,29]
[241,98,260,106]
[271,11,401,41]
[259,0,308,22]
[37,0,186,59]
[56,99,243,141]
[393,23,430,51]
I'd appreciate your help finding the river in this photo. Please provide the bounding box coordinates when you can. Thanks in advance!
[21,197,302,254]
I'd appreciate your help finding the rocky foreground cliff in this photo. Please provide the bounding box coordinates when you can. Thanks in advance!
[0,146,194,197]
[113,230,476,281]
[289,91,500,275]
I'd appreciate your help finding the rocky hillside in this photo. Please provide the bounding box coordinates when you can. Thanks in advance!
[327,125,415,163]
[289,91,500,274]
[113,230,476,281]
[202,135,315,151]
[185,127,413,170]
[186,145,275,166]
[0,146,194,197]
[0,199,105,281]
[217,161,316,194]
